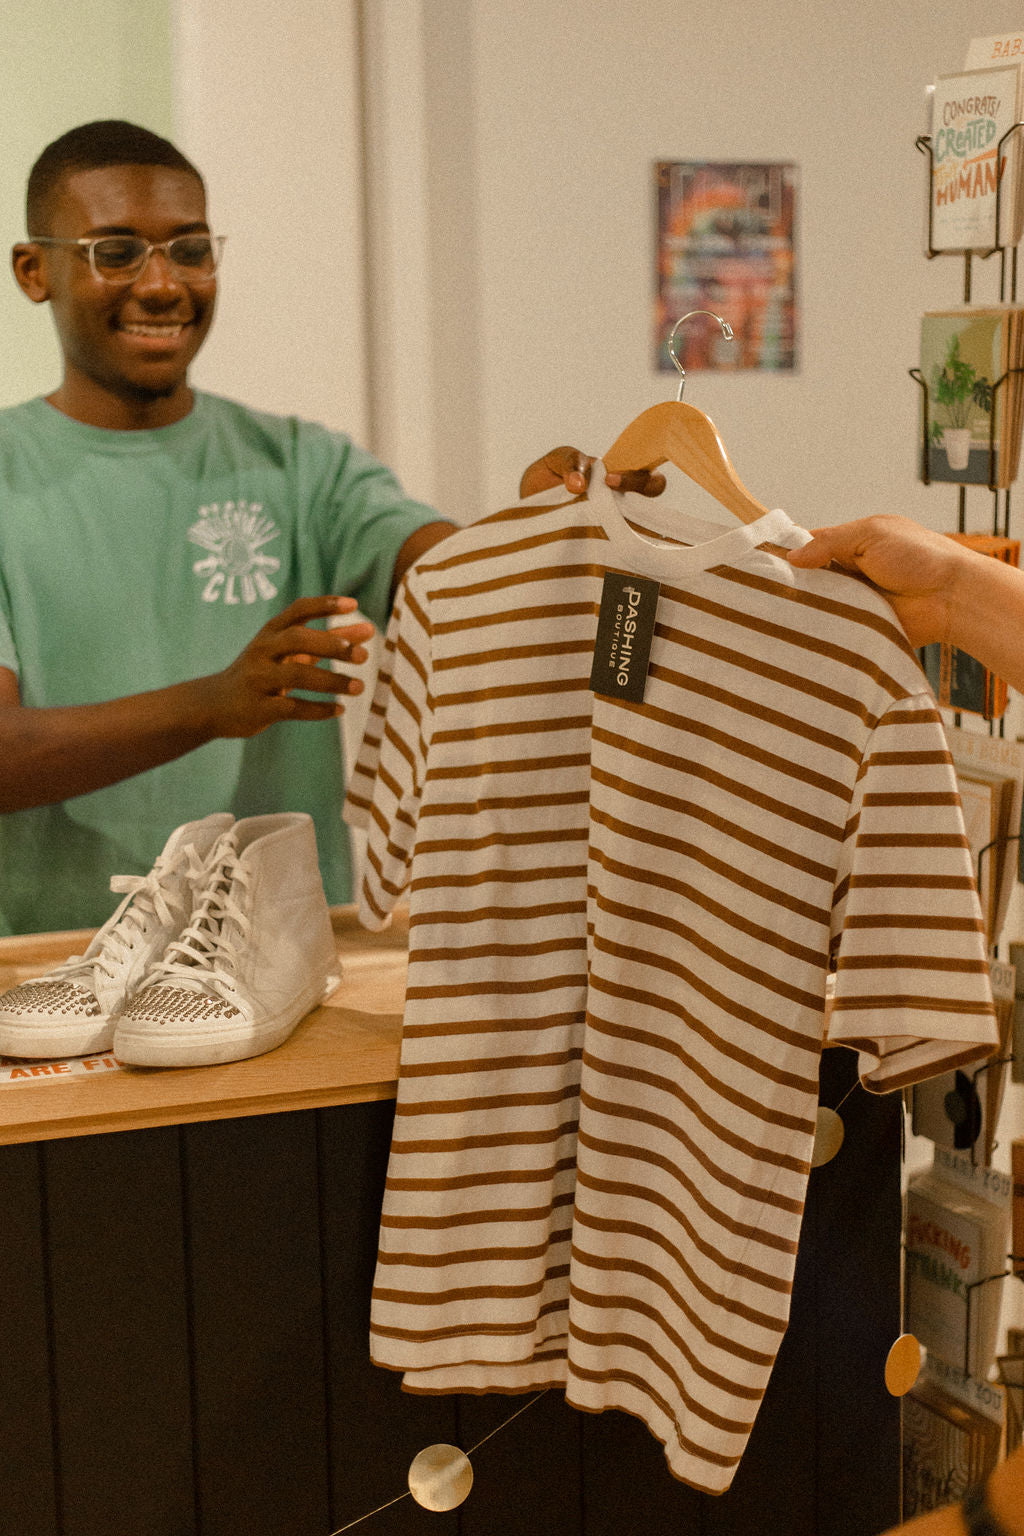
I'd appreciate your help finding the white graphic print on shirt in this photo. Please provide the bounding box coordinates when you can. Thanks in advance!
[344,476,997,1494]
[188,500,281,604]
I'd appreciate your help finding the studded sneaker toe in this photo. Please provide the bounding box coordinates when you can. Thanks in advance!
[0,813,234,1059]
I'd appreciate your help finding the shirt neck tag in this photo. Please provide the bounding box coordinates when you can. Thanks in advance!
[589,571,661,704]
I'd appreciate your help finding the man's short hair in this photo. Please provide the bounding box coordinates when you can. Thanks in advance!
[27,120,204,235]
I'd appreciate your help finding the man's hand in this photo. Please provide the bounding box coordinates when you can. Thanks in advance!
[519,447,667,500]
[0,595,380,812]
[197,595,376,737]
[786,515,959,648]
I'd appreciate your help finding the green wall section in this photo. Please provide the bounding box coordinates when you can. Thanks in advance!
[0,0,174,408]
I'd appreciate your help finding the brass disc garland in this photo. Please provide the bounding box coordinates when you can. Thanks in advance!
[810,1105,845,1167]
[326,1390,548,1533]
[884,1333,923,1397]
[407,1444,475,1511]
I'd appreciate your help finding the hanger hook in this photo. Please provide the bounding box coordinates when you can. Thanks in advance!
[668,310,735,401]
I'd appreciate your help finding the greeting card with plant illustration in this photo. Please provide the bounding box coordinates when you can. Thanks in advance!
[920,309,1017,485]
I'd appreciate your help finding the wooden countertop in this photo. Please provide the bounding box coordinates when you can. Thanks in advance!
[0,907,406,1146]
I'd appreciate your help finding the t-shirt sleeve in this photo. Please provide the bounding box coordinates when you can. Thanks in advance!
[301,425,442,631]
[0,609,18,676]
[342,571,433,930]
[0,557,18,675]
[826,693,999,1091]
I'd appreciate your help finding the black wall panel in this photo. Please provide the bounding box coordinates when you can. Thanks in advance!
[43,1127,195,1536]
[0,1143,59,1536]
[455,1389,584,1536]
[810,1054,903,1536]
[318,1099,461,1536]
[183,1112,330,1536]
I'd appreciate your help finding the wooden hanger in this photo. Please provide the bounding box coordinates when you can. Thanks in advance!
[603,311,770,526]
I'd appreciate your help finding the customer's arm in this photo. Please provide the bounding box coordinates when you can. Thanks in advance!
[788,514,1024,695]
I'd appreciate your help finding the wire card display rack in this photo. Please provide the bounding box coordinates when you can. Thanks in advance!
[904,125,1024,1409]
[912,125,1024,539]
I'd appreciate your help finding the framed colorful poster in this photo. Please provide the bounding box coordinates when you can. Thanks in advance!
[654,161,797,374]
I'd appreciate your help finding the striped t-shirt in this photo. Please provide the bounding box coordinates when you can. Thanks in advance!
[343,473,997,1494]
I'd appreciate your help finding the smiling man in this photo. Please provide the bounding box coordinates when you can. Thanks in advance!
[0,120,460,934]
[0,120,658,937]
[18,151,219,428]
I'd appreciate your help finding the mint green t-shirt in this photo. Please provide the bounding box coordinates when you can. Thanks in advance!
[0,393,438,934]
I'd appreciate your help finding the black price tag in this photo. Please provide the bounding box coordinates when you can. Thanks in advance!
[589,572,661,704]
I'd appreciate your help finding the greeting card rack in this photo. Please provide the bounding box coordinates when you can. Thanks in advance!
[912,127,1024,542]
[908,124,1024,918]
[906,128,1024,1410]
[963,1260,1024,1376]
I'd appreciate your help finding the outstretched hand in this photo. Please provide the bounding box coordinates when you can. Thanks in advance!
[519,446,667,500]
[786,515,959,648]
[789,513,1024,696]
[198,595,376,737]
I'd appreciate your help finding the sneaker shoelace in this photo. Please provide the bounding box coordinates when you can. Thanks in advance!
[141,838,253,1010]
[44,845,208,990]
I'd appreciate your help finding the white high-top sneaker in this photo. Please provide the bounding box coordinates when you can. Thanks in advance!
[0,813,234,1059]
[113,813,338,1068]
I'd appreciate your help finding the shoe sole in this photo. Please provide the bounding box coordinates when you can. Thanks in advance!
[112,978,326,1068]
[0,1017,116,1059]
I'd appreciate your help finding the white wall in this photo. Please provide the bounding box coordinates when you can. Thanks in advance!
[364,0,1024,538]
[0,0,174,409]
[171,0,369,441]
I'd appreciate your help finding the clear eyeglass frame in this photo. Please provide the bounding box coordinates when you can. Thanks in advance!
[27,233,226,284]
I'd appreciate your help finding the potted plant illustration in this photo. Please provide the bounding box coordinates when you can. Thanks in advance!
[930,335,994,472]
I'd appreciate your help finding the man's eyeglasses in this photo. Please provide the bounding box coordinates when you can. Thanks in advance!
[28,234,226,284]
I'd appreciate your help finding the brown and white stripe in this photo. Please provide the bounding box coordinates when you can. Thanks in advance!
[344,480,997,1493]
